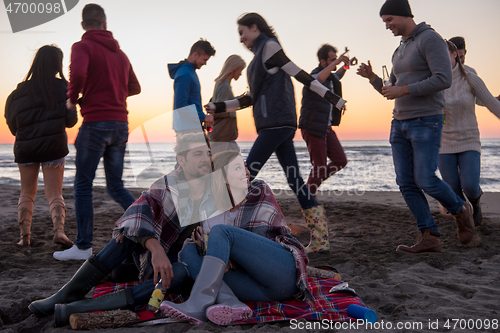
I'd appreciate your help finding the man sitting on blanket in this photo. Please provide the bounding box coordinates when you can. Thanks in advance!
[28,132,218,327]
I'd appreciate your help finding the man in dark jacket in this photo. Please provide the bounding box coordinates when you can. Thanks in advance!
[54,4,141,261]
[299,44,350,196]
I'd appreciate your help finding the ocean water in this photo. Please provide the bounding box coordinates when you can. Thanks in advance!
[1,139,499,193]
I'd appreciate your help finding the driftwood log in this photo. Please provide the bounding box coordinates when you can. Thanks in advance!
[69,309,140,330]
[307,266,342,280]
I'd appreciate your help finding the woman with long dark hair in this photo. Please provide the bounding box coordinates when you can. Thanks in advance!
[206,13,346,253]
[438,41,500,226]
[5,44,77,247]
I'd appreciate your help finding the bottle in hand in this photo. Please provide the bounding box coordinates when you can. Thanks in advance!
[147,280,166,313]
[382,65,391,87]
[344,47,350,70]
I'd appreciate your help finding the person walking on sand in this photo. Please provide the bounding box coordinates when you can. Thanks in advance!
[5,45,77,248]
[299,44,352,197]
[438,40,500,227]
[168,39,216,132]
[356,0,474,254]
[28,132,218,327]
[205,13,346,254]
[209,54,246,155]
[53,4,141,261]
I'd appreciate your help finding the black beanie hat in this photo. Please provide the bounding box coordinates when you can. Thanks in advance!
[380,0,414,18]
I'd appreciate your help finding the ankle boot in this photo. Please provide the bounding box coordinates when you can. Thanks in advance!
[467,195,482,226]
[453,201,475,244]
[160,255,226,324]
[396,229,442,254]
[49,197,73,248]
[28,255,110,317]
[205,281,252,325]
[54,288,135,327]
[17,195,34,246]
[303,205,330,254]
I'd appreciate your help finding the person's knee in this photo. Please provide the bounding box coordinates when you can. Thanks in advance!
[209,224,233,238]
[179,243,199,262]
[414,168,439,191]
[462,184,481,200]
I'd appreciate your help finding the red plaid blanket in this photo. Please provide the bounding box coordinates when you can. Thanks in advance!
[93,277,363,324]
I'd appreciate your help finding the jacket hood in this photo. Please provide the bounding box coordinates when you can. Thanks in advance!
[82,30,119,52]
[407,22,432,40]
[168,60,196,79]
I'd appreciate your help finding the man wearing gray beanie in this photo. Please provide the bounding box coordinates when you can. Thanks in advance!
[357,0,474,254]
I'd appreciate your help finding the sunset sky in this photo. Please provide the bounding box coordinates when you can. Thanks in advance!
[1,0,499,144]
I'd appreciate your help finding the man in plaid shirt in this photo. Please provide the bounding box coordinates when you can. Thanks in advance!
[29,132,218,325]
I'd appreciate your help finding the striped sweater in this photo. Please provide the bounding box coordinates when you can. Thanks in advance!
[207,37,345,115]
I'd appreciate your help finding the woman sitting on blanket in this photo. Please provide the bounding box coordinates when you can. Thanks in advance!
[161,150,311,325]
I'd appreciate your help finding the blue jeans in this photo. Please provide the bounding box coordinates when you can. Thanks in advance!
[74,121,135,250]
[246,127,317,210]
[389,116,463,232]
[180,224,298,302]
[438,150,482,201]
[96,238,191,305]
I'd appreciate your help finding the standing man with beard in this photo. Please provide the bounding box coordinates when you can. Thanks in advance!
[29,132,218,326]
[356,0,474,254]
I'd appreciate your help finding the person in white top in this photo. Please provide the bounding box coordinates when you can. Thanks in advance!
[439,40,500,226]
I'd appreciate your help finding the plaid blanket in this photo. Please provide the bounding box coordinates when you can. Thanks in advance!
[93,277,363,324]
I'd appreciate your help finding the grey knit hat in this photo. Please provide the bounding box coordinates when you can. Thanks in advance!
[380,0,414,18]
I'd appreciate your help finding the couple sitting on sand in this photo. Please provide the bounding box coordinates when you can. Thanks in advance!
[28,132,312,327]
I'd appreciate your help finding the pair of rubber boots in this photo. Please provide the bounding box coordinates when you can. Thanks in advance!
[160,255,252,325]
[28,256,134,327]
[17,195,73,248]
[303,205,330,254]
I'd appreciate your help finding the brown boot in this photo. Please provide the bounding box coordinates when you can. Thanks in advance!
[17,195,34,246]
[396,229,442,254]
[453,201,474,245]
[50,197,73,248]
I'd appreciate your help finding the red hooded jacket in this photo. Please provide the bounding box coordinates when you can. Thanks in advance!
[67,30,141,122]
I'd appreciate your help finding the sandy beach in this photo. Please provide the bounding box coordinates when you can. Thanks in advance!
[1,185,499,332]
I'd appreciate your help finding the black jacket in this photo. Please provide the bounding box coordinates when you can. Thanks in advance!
[5,79,78,163]
[248,33,297,132]
[299,65,342,137]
